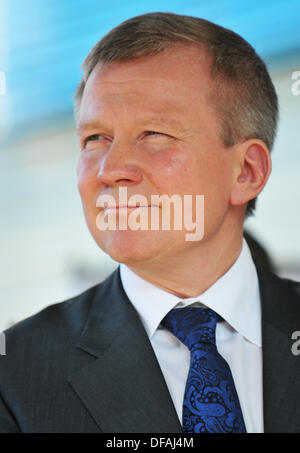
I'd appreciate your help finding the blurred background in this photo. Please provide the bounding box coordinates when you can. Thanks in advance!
[0,0,300,331]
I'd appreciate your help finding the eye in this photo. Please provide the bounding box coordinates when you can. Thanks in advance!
[83,134,109,149]
[146,131,160,135]
[144,130,168,138]
[85,134,101,143]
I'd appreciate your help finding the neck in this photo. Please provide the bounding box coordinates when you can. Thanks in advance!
[127,219,244,298]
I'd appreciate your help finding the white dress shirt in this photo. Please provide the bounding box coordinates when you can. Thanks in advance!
[119,239,263,433]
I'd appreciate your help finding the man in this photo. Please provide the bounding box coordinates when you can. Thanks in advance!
[1,12,300,433]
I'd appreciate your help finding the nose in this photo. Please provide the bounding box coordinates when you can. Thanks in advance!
[97,140,143,187]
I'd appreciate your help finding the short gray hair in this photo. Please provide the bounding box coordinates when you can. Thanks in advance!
[75,12,279,217]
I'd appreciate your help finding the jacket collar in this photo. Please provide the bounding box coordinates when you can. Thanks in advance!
[68,268,182,433]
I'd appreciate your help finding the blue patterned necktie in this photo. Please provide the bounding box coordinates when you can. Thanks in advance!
[161,306,247,433]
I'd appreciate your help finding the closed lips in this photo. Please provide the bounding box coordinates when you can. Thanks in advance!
[103,205,159,209]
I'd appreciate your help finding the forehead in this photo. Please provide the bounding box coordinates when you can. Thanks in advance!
[80,44,212,116]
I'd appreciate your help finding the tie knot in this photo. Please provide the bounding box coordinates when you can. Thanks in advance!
[161,306,218,351]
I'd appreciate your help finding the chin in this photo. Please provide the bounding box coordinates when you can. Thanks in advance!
[92,229,168,265]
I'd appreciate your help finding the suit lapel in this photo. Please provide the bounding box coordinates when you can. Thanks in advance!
[68,268,182,433]
[256,263,300,433]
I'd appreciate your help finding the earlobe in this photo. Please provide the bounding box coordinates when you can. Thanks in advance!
[230,140,272,207]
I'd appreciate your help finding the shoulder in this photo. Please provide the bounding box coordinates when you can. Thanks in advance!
[291,280,300,296]
[255,261,300,322]
[271,268,300,296]
[0,268,120,432]
[255,260,300,292]
[3,284,96,349]
[1,268,119,362]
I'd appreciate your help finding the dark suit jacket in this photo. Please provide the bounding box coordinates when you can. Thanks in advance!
[1,262,300,433]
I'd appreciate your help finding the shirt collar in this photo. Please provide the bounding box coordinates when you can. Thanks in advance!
[120,238,261,347]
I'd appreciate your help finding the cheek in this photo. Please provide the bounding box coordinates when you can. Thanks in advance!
[146,145,233,215]
[146,146,195,192]
[77,154,99,199]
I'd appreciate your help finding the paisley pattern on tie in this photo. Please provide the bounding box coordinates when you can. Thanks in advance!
[161,307,247,433]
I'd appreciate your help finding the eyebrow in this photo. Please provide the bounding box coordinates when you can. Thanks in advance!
[140,116,185,131]
[77,115,185,134]
[77,120,106,133]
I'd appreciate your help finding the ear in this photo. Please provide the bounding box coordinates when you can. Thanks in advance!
[230,139,272,207]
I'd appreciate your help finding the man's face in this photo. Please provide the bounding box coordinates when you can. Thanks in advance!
[77,44,236,265]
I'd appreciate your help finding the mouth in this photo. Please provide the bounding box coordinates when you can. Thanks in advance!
[101,205,160,211]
